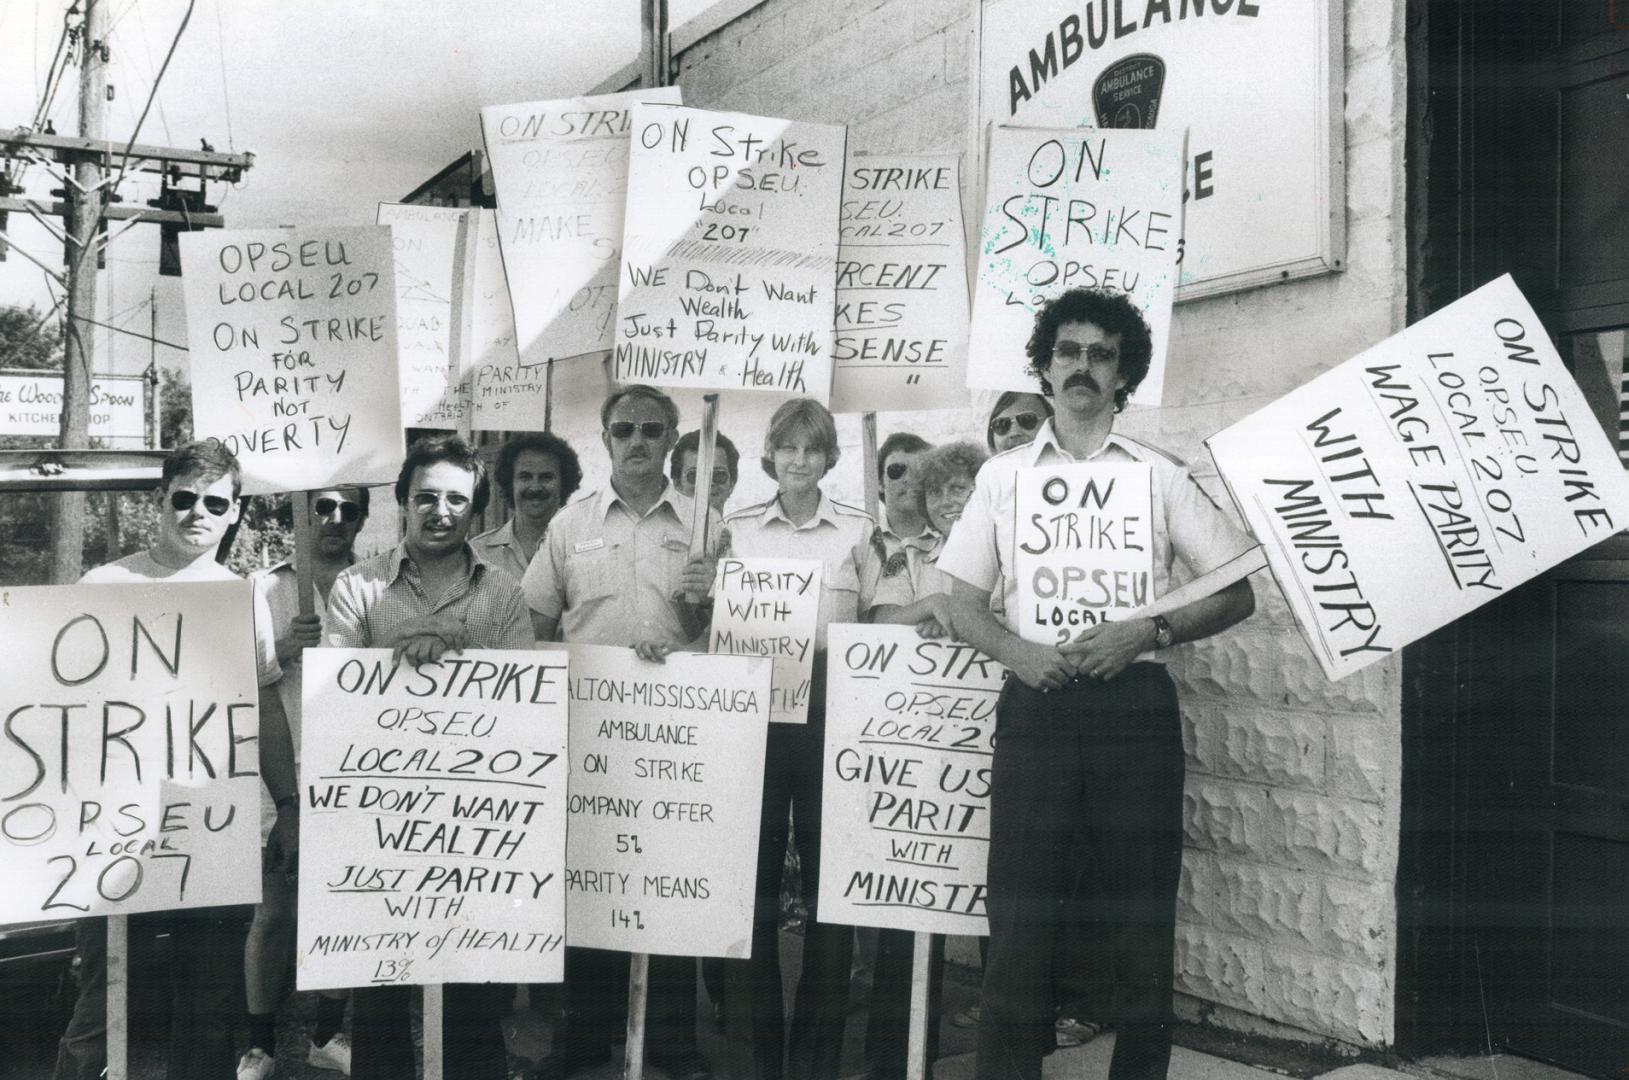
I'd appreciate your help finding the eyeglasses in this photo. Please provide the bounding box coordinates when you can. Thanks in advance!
[687,468,732,487]
[885,462,910,481]
[313,497,363,523]
[607,421,667,440]
[410,491,472,515]
[990,412,1042,437]
[1052,341,1120,365]
[170,490,232,517]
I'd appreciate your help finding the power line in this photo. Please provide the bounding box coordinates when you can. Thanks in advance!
[69,310,186,351]
[211,0,233,149]
[109,0,194,199]
[132,0,175,146]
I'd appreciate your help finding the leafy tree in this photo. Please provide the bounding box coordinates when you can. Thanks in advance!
[0,303,63,370]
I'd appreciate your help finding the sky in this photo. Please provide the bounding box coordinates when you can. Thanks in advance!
[0,0,710,375]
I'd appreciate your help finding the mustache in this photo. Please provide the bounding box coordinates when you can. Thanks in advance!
[1063,371,1099,392]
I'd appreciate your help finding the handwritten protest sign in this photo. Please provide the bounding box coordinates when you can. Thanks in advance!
[830,154,970,414]
[481,87,682,367]
[377,202,468,428]
[1208,275,1629,681]
[0,581,261,926]
[969,126,1183,404]
[1013,461,1154,645]
[818,625,1000,936]
[564,645,770,957]
[180,227,402,495]
[465,208,534,430]
[616,103,846,399]
[709,557,822,725]
[295,648,569,989]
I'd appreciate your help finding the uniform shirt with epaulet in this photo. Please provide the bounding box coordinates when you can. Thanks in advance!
[325,542,533,650]
[723,492,885,652]
[521,480,720,647]
[469,518,533,583]
[936,418,1255,656]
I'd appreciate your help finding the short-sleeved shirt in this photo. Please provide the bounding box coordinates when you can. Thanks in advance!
[521,481,720,647]
[80,550,281,687]
[724,492,885,653]
[470,519,534,584]
[254,561,336,840]
[874,532,955,608]
[937,419,1255,654]
[325,542,533,651]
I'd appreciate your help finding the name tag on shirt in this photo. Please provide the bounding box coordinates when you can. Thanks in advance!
[574,538,605,554]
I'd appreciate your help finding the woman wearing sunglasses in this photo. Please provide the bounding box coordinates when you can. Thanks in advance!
[719,397,885,1080]
[986,390,1054,454]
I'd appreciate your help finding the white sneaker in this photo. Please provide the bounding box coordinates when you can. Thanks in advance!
[307,1033,352,1075]
[236,1048,275,1080]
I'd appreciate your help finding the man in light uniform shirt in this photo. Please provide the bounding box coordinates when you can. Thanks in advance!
[938,289,1257,1080]
[521,384,717,1080]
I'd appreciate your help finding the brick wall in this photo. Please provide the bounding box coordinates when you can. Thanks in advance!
[572,0,1408,1048]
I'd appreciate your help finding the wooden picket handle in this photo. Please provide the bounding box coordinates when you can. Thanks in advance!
[906,932,933,1080]
[107,913,128,1080]
[861,412,881,523]
[624,952,652,1080]
[685,394,721,601]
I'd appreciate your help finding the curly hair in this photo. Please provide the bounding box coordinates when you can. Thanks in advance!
[395,434,491,516]
[1025,288,1153,412]
[496,432,583,505]
[913,441,987,516]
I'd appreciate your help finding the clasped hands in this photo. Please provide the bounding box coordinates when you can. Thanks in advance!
[385,613,473,667]
[1008,617,1158,693]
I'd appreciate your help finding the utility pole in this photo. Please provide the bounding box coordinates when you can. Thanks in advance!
[1,0,252,581]
[51,0,107,583]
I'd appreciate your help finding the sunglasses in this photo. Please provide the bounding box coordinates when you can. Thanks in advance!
[1052,341,1120,364]
[313,497,363,523]
[688,467,733,487]
[607,421,667,440]
[169,490,233,517]
[990,412,1042,437]
[885,462,911,481]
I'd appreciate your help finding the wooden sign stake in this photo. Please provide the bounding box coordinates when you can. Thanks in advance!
[861,412,881,523]
[624,952,652,1080]
[685,393,721,600]
[906,934,933,1080]
[107,914,128,1080]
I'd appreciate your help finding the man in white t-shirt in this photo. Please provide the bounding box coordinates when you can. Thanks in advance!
[53,439,298,1080]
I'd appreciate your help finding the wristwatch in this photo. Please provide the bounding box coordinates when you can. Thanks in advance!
[1151,614,1174,650]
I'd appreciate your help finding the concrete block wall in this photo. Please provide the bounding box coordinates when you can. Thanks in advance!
[577,0,1409,1049]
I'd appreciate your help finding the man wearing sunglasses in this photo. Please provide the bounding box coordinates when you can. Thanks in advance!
[939,289,1257,1080]
[55,440,298,1080]
[236,487,370,1080]
[521,384,718,1080]
[323,436,532,1080]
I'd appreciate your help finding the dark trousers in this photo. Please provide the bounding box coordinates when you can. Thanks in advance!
[351,982,511,1080]
[975,664,1184,1080]
[53,910,246,1080]
[724,673,853,1080]
[866,930,944,1079]
[551,946,699,1065]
